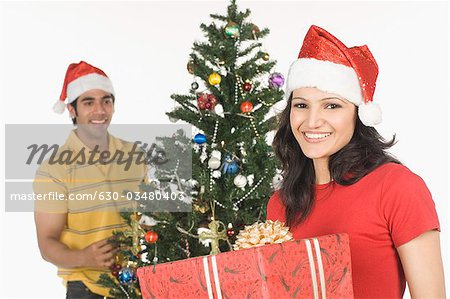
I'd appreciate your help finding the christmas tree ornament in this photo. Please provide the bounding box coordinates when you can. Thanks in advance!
[233,174,247,188]
[261,52,270,61]
[211,150,221,159]
[272,173,283,189]
[187,60,195,74]
[233,220,293,250]
[191,82,199,90]
[200,145,208,162]
[247,174,254,186]
[208,93,218,106]
[214,103,224,117]
[243,82,252,92]
[224,21,240,38]
[251,24,260,39]
[169,116,178,123]
[240,101,253,113]
[118,266,136,286]
[112,270,119,277]
[197,93,207,110]
[144,230,158,243]
[123,213,146,256]
[212,170,221,178]
[208,157,221,169]
[193,133,207,144]
[225,161,239,174]
[140,252,149,263]
[268,72,285,88]
[197,93,218,111]
[226,223,235,237]
[208,72,222,86]
[139,215,158,228]
[114,263,122,271]
[198,219,228,254]
[193,203,209,214]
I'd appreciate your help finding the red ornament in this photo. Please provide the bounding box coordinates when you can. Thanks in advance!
[226,228,235,237]
[197,94,207,110]
[112,270,119,277]
[113,263,122,271]
[145,230,158,243]
[240,101,253,113]
[208,94,218,106]
[243,82,252,92]
[197,93,218,111]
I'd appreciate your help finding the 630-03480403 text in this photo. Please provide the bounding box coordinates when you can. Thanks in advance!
[9,191,186,201]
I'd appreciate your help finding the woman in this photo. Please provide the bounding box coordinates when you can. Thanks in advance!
[268,25,445,298]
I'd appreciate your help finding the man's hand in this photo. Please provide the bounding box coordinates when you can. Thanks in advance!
[80,238,118,269]
[35,212,118,269]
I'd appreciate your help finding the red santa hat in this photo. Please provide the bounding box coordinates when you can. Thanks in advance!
[53,61,115,113]
[286,25,381,126]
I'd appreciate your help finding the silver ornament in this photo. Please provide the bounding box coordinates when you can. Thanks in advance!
[272,173,283,189]
[208,157,221,169]
[233,175,247,188]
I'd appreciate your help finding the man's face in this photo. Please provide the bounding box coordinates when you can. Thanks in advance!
[67,89,114,137]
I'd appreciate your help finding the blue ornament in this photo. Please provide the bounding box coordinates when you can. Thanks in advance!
[226,161,239,174]
[222,155,239,174]
[118,267,135,286]
[193,133,207,144]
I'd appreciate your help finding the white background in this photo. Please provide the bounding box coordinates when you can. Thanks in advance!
[0,1,448,298]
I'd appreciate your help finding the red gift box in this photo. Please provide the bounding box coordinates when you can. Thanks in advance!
[137,233,353,298]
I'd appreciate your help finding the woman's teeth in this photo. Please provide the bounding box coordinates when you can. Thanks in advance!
[304,132,331,139]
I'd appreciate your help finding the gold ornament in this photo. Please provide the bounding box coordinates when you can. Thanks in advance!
[208,72,222,86]
[187,60,195,74]
[123,213,146,255]
[193,203,209,214]
[198,218,228,255]
[262,52,270,61]
[233,220,293,250]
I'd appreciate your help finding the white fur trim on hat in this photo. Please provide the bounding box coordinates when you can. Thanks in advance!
[286,58,362,106]
[358,102,382,127]
[66,73,114,104]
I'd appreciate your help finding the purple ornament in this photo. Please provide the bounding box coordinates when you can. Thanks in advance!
[268,72,285,88]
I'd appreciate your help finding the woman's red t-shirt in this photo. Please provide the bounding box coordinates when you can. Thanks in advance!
[267,163,440,298]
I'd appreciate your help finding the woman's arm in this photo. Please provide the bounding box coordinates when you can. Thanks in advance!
[397,230,446,298]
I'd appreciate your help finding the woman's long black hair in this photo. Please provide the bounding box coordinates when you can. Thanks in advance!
[272,94,400,227]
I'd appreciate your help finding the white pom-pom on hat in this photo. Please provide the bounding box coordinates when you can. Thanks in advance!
[358,102,382,127]
[53,100,66,114]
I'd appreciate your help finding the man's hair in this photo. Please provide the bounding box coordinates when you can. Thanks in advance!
[69,94,115,125]
[272,93,400,227]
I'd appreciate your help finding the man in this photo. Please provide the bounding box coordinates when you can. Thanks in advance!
[34,61,146,298]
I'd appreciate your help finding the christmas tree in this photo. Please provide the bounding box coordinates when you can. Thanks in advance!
[98,1,284,297]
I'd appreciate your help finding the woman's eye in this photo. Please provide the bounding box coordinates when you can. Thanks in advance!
[294,103,307,109]
[326,103,341,109]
